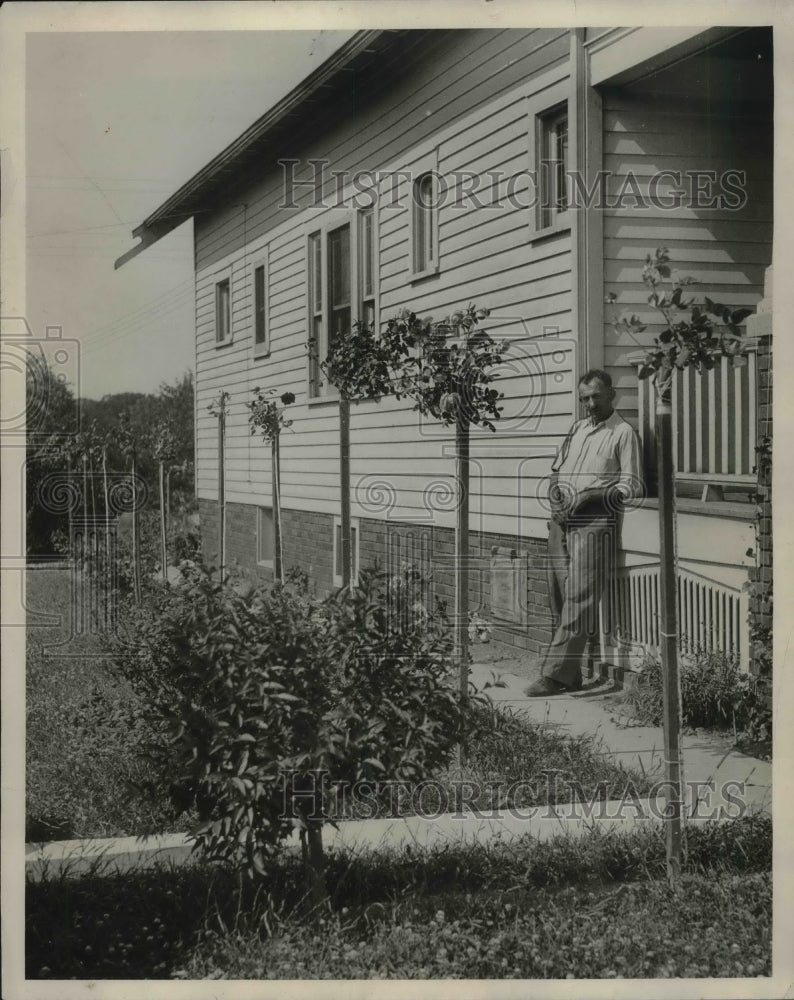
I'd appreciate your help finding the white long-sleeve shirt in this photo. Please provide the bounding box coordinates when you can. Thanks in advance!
[551,410,643,503]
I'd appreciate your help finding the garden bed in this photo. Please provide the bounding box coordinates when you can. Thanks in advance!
[26,568,649,841]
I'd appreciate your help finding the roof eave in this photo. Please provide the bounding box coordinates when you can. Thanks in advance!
[115,29,386,270]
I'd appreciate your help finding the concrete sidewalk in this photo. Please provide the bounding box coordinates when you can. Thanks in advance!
[469,655,772,816]
[25,654,771,882]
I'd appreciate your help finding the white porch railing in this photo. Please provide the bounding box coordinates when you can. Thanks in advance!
[636,344,758,486]
[598,506,754,672]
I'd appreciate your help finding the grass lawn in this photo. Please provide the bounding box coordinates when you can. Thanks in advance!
[26,813,771,980]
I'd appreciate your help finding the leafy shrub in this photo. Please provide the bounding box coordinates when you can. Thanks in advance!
[111,563,472,891]
[622,648,769,737]
[26,569,186,840]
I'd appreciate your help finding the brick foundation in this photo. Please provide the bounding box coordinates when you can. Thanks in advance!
[197,498,554,654]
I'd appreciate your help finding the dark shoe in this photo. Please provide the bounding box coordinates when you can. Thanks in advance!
[524,677,571,697]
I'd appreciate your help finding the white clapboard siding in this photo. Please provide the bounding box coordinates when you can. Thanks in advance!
[601,61,772,421]
[195,29,570,273]
[194,30,576,541]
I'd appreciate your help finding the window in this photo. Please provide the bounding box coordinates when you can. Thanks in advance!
[215,275,231,345]
[411,169,439,278]
[307,210,377,398]
[253,255,269,356]
[333,517,359,587]
[308,231,323,393]
[537,104,569,231]
[328,224,351,349]
[257,506,274,565]
[359,208,376,329]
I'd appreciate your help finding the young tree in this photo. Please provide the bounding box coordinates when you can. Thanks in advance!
[152,422,177,585]
[377,305,509,715]
[208,391,230,581]
[247,389,295,584]
[117,413,142,605]
[319,321,402,587]
[610,246,753,882]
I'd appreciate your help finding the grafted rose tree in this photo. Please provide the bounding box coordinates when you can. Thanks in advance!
[318,320,399,589]
[322,304,508,730]
[609,246,753,883]
[247,388,295,584]
[152,422,177,585]
[382,305,509,710]
[207,391,230,581]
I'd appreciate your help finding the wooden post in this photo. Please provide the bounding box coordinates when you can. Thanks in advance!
[455,412,470,734]
[340,396,352,587]
[159,460,168,586]
[102,445,110,566]
[165,466,171,542]
[218,405,226,582]
[272,433,284,584]
[131,451,141,606]
[656,380,684,883]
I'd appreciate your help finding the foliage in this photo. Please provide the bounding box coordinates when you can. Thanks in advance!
[382,304,509,430]
[26,360,80,556]
[247,388,295,443]
[27,814,771,979]
[114,507,163,594]
[111,562,471,882]
[319,304,509,430]
[620,648,770,739]
[318,320,397,402]
[608,247,754,391]
[26,368,196,556]
[26,570,186,841]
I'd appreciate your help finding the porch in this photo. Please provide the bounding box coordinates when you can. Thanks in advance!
[597,267,771,676]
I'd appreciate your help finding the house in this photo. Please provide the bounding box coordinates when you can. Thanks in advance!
[119,26,773,674]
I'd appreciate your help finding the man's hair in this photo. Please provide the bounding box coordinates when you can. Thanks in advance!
[578,368,613,390]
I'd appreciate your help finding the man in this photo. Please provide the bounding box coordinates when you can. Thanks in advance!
[525,369,642,696]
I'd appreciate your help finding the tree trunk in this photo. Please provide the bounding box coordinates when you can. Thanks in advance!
[272,433,284,584]
[159,460,168,586]
[218,408,226,582]
[340,396,352,587]
[304,819,328,914]
[455,413,470,759]
[102,446,111,623]
[656,380,684,883]
[131,453,141,605]
[165,466,171,545]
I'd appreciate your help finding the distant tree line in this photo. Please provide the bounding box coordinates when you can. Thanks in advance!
[26,364,195,559]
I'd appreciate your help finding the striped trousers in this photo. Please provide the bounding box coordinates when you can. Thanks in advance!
[540,509,617,688]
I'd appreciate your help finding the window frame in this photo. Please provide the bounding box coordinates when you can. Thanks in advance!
[256,505,275,568]
[213,266,233,347]
[528,86,571,242]
[408,149,441,281]
[333,515,360,587]
[251,250,270,359]
[306,208,378,403]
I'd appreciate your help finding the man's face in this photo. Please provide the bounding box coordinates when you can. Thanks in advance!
[579,379,615,423]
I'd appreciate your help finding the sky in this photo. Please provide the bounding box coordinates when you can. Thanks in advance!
[25,28,354,400]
